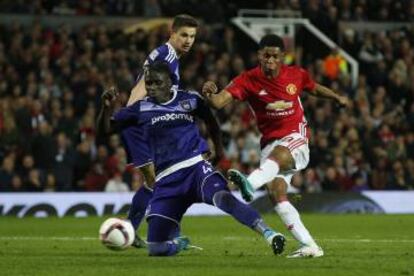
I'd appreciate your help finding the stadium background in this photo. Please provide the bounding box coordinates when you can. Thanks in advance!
[0,0,413,212]
[0,2,414,276]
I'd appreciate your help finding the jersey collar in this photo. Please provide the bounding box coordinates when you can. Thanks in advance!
[257,65,285,80]
[159,89,177,105]
[166,42,180,59]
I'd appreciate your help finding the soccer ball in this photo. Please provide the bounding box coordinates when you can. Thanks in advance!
[99,218,135,250]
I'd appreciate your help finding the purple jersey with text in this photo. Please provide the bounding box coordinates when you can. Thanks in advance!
[112,90,209,174]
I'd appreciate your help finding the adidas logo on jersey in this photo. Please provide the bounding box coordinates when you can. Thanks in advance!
[258,89,268,96]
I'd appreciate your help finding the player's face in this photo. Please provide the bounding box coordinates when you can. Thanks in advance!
[145,71,172,102]
[258,47,284,75]
[170,26,197,54]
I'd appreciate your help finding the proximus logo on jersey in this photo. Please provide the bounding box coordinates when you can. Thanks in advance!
[151,113,194,125]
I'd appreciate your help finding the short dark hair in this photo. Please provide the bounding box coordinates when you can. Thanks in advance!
[145,61,172,81]
[259,34,285,51]
[172,14,198,31]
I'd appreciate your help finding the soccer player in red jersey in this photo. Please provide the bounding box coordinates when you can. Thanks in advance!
[202,34,350,258]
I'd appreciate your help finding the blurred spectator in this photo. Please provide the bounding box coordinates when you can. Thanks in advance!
[10,175,24,192]
[105,174,130,192]
[84,162,108,191]
[44,173,57,192]
[323,48,348,81]
[387,160,412,190]
[24,169,43,192]
[0,155,15,191]
[303,169,322,193]
[321,167,340,191]
[53,132,76,191]
[18,154,36,180]
[358,33,384,74]
[73,140,93,191]
[30,121,55,170]
[351,171,369,192]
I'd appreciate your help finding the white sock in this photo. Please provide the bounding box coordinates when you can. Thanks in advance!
[275,201,317,247]
[247,158,280,190]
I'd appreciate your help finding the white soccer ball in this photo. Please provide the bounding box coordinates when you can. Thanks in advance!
[99,218,135,250]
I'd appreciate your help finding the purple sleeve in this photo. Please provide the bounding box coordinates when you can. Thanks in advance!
[136,45,170,82]
[121,126,153,168]
[112,102,140,122]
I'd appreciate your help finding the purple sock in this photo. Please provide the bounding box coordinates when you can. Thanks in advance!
[147,216,181,256]
[212,190,261,228]
[128,186,153,230]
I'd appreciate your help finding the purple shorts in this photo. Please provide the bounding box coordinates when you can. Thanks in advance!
[146,160,228,224]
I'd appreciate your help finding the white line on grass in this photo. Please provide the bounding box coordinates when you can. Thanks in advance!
[222,236,414,243]
[0,236,97,241]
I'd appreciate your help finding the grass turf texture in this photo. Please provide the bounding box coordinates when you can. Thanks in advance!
[1,214,413,276]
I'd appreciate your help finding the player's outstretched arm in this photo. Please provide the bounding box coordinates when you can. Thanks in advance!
[309,83,351,108]
[202,81,234,109]
[127,78,147,106]
[97,87,119,135]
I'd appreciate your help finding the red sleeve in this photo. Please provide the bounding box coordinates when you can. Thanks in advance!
[225,73,249,101]
[300,68,316,91]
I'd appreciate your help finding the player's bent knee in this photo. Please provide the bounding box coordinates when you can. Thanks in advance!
[270,146,295,171]
[266,178,288,203]
[201,173,228,204]
[212,190,234,210]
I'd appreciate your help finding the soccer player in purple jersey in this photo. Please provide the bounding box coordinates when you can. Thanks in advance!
[127,14,198,105]
[97,61,286,256]
[121,14,198,247]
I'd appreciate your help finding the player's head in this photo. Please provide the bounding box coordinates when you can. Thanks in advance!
[169,14,198,55]
[258,34,285,75]
[144,61,173,103]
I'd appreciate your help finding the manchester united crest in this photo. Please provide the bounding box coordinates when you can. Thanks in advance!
[286,84,297,95]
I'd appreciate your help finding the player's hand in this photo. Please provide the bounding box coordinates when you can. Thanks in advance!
[202,152,212,161]
[101,87,119,108]
[202,81,218,97]
[336,95,351,108]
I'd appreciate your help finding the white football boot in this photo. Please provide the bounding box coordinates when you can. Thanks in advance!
[287,245,324,258]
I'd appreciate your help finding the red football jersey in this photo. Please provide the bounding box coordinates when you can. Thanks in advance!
[226,65,315,147]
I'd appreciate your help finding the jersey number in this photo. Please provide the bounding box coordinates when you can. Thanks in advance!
[202,165,213,174]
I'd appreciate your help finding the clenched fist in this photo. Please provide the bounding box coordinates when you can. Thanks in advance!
[202,81,218,97]
[101,87,119,108]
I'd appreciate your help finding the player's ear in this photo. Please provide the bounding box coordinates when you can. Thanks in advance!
[166,77,172,87]
[257,49,264,60]
[163,74,172,87]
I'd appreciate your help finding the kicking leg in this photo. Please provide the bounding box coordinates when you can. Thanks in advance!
[201,172,285,255]
[267,177,323,258]
[229,145,295,202]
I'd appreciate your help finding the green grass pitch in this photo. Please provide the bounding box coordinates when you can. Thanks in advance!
[1,214,414,276]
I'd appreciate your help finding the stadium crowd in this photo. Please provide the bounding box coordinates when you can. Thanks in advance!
[0,0,413,22]
[0,1,413,192]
